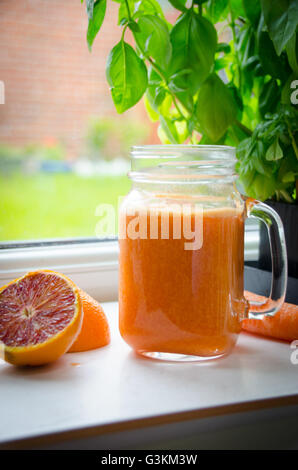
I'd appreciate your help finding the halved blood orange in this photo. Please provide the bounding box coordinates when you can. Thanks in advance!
[0,270,83,366]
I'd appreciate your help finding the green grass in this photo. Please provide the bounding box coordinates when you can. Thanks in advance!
[0,172,131,241]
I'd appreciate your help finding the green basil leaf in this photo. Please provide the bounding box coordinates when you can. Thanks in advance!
[134,15,171,65]
[149,85,169,110]
[237,169,255,196]
[119,18,129,26]
[144,94,159,122]
[261,0,298,56]
[170,68,192,79]
[254,62,265,77]
[106,41,148,113]
[134,0,166,19]
[159,116,179,144]
[118,0,166,25]
[128,20,140,32]
[237,26,256,70]
[205,0,228,23]
[176,90,194,114]
[216,42,231,53]
[242,0,261,25]
[286,33,298,74]
[169,82,188,93]
[146,68,162,112]
[227,83,243,114]
[227,123,248,144]
[229,0,246,18]
[259,78,280,117]
[167,0,187,11]
[282,171,295,183]
[248,173,276,200]
[87,0,107,51]
[251,140,271,175]
[187,116,196,134]
[277,148,298,184]
[158,116,188,144]
[118,0,132,24]
[159,94,172,116]
[154,86,166,107]
[175,119,189,143]
[196,74,238,142]
[157,126,173,145]
[237,138,277,200]
[258,31,288,79]
[169,69,192,93]
[169,11,217,92]
[266,138,284,161]
[236,137,253,160]
[214,56,230,71]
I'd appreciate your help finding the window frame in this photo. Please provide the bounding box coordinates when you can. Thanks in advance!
[0,239,119,302]
[0,222,259,302]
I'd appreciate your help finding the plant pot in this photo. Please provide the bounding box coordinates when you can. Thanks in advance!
[258,200,298,279]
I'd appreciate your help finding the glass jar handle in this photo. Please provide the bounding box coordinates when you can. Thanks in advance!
[245,198,288,318]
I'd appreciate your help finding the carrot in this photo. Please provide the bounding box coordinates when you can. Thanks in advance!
[242,291,298,342]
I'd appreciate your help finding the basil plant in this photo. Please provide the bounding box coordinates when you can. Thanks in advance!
[82,0,298,203]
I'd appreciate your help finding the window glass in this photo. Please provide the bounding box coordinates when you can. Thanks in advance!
[0,1,258,246]
[0,0,167,242]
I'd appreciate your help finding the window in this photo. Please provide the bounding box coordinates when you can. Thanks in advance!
[0,0,158,244]
[0,1,259,299]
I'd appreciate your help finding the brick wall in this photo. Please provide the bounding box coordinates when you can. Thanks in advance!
[0,0,167,157]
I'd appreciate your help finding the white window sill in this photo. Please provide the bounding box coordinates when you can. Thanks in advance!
[0,301,297,450]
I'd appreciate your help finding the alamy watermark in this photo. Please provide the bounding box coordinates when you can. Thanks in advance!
[290,80,298,105]
[95,198,204,251]
[290,340,298,365]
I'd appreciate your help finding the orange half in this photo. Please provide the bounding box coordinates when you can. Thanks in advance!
[68,289,110,353]
[0,270,83,366]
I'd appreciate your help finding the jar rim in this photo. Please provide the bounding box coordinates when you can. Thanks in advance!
[129,145,237,183]
[132,144,235,150]
[131,144,235,157]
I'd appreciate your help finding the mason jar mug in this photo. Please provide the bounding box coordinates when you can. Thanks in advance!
[118,145,287,361]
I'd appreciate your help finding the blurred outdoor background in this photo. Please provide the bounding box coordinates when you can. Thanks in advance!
[0,0,175,242]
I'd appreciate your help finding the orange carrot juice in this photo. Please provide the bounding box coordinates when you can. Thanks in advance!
[119,203,247,359]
